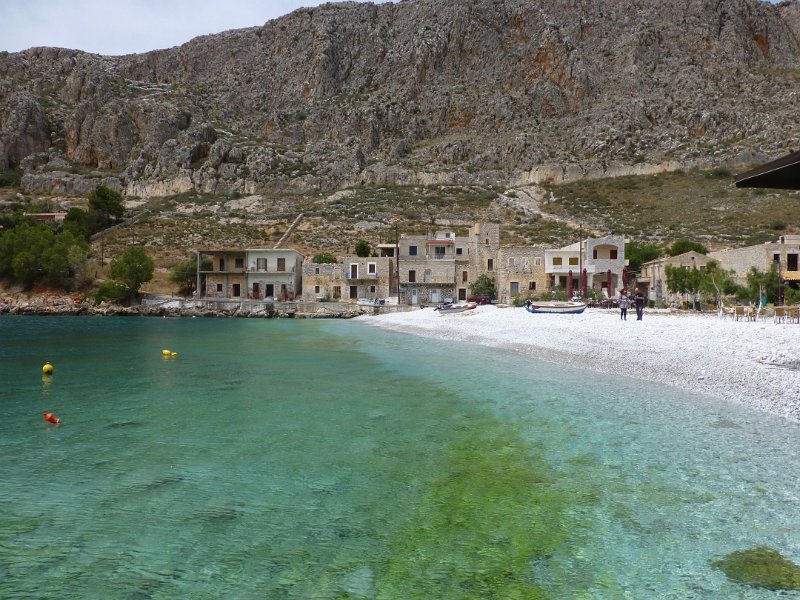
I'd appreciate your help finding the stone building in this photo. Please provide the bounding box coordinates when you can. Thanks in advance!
[301,256,393,302]
[199,248,303,301]
[709,235,800,285]
[397,230,459,305]
[638,251,714,307]
[495,247,547,304]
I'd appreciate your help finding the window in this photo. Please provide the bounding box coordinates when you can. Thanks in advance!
[535,257,541,266]
[277,257,286,271]
[235,258,244,269]
[487,259,494,271]
[257,258,266,271]
[219,259,225,270]
[350,264,358,279]
[368,262,376,274]
[232,283,241,297]
[333,286,341,299]
[424,269,432,283]
[315,267,320,274]
[569,257,578,266]
[789,254,798,271]
[510,282,519,294]
[529,281,536,291]
[593,250,598,259]
[369,285,376,293]
[456,247,463,255]
[462,270,468,283]
[315,285,320,294]
[409,245,418,256]
[508,258,516,267]
[774,253,781,263]
[216,283,223,292]
[553,257,563,266]
[408,270,416,283]
[610,249,618,259]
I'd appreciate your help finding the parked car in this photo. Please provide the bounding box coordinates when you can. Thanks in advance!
[468,294,493,305]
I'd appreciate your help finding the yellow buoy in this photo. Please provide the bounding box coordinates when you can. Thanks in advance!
[42,362,54,375]
[161,349,171,356]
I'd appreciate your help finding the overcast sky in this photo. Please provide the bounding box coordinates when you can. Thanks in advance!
[2,0,782,57]
[1,0,389,56]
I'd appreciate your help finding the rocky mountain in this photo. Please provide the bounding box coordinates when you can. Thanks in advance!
[1,0,800,200]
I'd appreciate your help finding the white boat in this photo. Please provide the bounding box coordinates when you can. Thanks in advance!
[434,302,478,314]
[525,300,587,314]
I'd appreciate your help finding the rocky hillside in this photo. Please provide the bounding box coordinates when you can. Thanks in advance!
[2,0,800,200]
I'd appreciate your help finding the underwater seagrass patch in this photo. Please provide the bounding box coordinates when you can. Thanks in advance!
[711,546,800,590]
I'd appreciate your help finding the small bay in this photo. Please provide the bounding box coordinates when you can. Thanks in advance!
[0,316,798,599]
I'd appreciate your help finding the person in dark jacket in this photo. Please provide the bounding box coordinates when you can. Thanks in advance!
[634,291,645,320]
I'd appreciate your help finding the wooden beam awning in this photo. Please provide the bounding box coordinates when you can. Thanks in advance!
[734,149,800,189]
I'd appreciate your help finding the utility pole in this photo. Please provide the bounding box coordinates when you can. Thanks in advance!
[578,224,583,299]
[395,222,400,305]
[196,250,201,299]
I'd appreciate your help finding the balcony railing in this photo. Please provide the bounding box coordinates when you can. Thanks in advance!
[201,266,296,274]
[248,266,295,273]
[346,272,379,280]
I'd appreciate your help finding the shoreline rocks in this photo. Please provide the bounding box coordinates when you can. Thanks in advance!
[0,290,402,319]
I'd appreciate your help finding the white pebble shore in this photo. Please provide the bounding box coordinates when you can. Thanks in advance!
[358,305,800,423]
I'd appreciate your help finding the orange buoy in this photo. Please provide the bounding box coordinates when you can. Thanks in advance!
[43,412,61,424]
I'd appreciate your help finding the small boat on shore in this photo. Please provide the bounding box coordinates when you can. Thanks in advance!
[435,302,478,314]
[525,300,587,314]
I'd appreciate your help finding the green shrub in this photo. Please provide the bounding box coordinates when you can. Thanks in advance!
[312,252,338,264]
[0,167,23,187]
[770,220,787,231]
[92,280,129,303]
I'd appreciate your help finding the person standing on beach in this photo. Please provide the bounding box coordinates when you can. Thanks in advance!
[619,290,629,320]
[634,291,645,320]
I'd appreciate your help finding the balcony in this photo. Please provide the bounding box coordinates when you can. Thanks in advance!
[247,266,296,274]
[346,272,379,280]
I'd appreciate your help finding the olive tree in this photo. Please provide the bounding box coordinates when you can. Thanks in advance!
[170,256,211,296]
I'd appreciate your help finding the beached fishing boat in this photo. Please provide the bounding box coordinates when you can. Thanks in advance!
[524,300,587,314]
[434,302,478,314]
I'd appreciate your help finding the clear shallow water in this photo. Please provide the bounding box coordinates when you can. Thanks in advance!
[0,316,798,599]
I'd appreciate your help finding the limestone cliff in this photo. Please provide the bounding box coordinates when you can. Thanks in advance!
[1,0,799,197]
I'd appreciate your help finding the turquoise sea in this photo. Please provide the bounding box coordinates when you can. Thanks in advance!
[0,316,798,599]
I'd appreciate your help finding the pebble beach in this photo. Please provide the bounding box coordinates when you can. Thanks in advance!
[360,305,800,423]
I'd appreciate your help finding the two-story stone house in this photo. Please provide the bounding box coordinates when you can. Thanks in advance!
[199,248,303,301]
[301,256,393,302]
